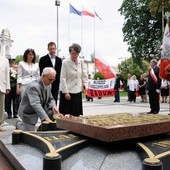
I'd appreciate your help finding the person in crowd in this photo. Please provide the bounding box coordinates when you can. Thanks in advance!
[59,43,88,116]
[129,75,139,103]
[114,73,121,102]
[138,74,147,103]
[0,55,10,131]
[16,48,39,99]
[147,59,161,114]
[39,42,62,105]
[86,74,93,102]
[5,60,19,118]
[97,77,102,99]
[142,72,148,102]
[160,79,169,103]
[127,73,131,101]
[16,67,59,131]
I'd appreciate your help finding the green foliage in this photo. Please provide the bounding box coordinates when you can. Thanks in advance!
[15,55,23,64]
[93,72,104,80]
[118,57,149,85]
[15,55,40,64]
[149,0,170,15]
[119,0,162,62]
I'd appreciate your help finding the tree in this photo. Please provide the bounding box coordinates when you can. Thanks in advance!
[15,55,40,64]
[93,72,104,80]
[15,55,23,64]
[118,57,149,86]
[119,0,162,62]
[149,0,170,15]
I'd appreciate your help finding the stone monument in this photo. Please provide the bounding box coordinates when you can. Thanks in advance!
[0,28,13,59]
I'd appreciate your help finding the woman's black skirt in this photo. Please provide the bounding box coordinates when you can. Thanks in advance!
[59,91,83,116]
[161,89,169,97]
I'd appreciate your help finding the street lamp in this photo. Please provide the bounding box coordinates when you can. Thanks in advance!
[55,0,60,57]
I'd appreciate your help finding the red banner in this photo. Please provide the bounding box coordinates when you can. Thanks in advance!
[94,54,116,79]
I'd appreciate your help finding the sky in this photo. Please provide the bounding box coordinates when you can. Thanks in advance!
[0,0,130,66]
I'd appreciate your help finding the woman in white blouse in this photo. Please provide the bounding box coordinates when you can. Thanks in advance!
[129,75,139,102]
[59,43,88,116]
[16,49,39,98]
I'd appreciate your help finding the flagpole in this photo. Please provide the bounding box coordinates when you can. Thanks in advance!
[81,9,83,58]
[68,5,70,47]
[55,0,60,57]
[94,6,96,74]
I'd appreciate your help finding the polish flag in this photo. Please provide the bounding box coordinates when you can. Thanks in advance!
[94,53,116,79]
[159,23,170,80]
[82,7,94,17]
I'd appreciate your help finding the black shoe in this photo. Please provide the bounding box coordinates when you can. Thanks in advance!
[13,115,18,118]
[147,112,153,114]
[8,115,12,119]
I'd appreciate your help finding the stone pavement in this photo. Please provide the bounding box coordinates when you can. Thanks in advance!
[0,96,170,170]
[2,96,170,130]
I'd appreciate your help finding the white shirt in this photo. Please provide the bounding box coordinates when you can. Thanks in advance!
[48,54,55,67]
[129,79,139,91]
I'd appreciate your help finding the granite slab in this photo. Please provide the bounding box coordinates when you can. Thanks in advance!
[56,113,170,142]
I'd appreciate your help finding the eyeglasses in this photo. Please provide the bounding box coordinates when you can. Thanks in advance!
[46,76,56,81]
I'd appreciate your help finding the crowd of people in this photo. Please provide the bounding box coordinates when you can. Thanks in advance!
[0,42,169,131]
[126,59,167,114]
[0,42,88,131]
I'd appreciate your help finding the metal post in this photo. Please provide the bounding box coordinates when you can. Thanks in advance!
[55,0,60,57]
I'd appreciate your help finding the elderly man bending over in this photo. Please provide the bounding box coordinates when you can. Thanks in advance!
[16,67,59,131]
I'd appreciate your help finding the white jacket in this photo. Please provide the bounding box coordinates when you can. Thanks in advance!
[0,57,10,93]
[60,57,88,93]
[17,61,40,85]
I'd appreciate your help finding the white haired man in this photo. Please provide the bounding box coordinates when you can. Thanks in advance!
[16,67,60,131]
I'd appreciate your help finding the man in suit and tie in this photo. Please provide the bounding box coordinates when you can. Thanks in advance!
[16,67,60,131]
[0,55,10,131]
[147,59,161,114]
[39,42,62,105]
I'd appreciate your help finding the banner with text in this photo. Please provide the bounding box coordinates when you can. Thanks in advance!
[86,78,115,98]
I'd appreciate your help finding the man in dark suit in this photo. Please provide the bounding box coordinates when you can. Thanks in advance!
[17,67,60,131]
[147,59,161,114]
[39,42,62,105]
[114,73,121,102]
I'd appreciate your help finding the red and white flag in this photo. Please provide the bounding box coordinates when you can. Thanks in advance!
[82,7,94,17]
[94,53,116,79]
[159,23,170,80]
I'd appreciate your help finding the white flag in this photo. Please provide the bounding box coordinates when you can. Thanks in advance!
[161,23,170,59]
